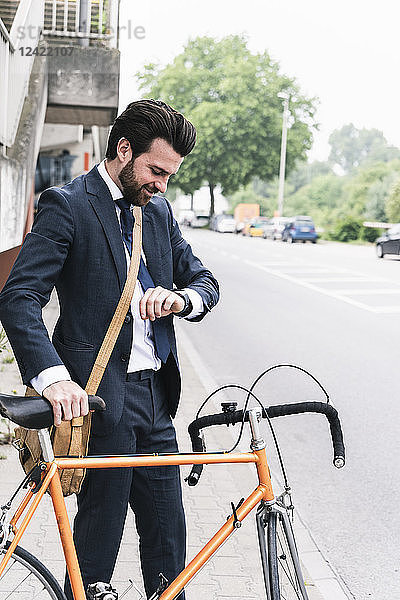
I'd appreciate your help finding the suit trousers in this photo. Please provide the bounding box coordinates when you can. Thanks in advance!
[64,370,186,600]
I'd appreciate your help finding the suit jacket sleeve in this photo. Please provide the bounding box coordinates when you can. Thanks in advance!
[0,187,74,384]
[166,200,219,321]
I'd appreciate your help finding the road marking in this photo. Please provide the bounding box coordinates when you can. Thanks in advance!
[188,233,400,314]
[332,289,400,295]
[277,268,343,274]
[302,277,383,283]
[374,306,400,313]
[243,259,393,313]
[260,261,303,266]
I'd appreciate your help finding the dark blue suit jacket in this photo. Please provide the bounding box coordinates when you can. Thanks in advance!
[0,166,219,433]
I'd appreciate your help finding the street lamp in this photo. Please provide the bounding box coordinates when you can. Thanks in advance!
[277,92,290,217]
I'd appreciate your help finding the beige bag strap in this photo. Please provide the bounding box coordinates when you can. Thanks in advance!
[71,205,142,426]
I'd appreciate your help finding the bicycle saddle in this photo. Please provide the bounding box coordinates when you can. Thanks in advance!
[0,394,106,430]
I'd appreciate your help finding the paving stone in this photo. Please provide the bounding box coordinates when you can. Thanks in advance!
[210,574,258,596]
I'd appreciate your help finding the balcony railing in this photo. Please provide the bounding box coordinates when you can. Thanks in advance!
[0,0,44,149]
[43,0,119,47]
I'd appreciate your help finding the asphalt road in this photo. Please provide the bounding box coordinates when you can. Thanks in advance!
[179,229,400,600]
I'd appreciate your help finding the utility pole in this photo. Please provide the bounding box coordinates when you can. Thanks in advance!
[277,92,290,217]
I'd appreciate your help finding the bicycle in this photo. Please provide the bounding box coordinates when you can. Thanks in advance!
[0,374,345,600]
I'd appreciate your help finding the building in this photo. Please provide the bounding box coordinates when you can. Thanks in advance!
[0,0,120,288]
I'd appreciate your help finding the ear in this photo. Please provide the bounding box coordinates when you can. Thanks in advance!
[116,137,132,163]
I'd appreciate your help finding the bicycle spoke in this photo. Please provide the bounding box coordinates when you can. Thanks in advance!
[3,571,32,599]
[0,558,17,582]
[276,525,300,595]
[0,545,65,599]
[277,518,303,600]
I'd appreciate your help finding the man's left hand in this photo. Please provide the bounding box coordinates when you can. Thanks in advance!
[140,287,185,320]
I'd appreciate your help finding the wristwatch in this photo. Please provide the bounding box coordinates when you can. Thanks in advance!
[174,290,193,318]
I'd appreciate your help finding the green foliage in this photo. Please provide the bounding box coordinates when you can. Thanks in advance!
[228,125,400,241]
[364,173,397,221]
[386,177,400,223]
[283,173,344,226]
[137,35,318,214]
[0,327,7,353]
[286,160,334,193]
[328,216,362,242]
[359,226,381,242]
[329,124,400,173]
[2,355,14,364]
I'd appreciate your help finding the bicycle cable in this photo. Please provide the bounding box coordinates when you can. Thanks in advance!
[193,363,331,493]
[194,383,290,490]
[248,363,330,403]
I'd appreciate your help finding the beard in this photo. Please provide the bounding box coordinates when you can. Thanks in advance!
[119,160,157,206]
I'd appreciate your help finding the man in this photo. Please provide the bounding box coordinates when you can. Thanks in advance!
[0,99,219,599]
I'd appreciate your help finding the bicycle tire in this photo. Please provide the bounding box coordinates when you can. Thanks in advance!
[0,541,67,600]
[257,507,309,600]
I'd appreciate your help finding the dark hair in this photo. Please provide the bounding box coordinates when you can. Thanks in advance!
[105,99,196,160]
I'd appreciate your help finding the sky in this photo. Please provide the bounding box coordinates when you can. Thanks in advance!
[118,0,400,162]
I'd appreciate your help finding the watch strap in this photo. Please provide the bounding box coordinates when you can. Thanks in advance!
[174,291,193,318]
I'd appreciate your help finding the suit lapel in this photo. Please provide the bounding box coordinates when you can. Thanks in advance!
[84,167,127,292]
[142,201,161,282]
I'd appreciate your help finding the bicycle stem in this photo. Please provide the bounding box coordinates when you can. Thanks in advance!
[249,408,265,451]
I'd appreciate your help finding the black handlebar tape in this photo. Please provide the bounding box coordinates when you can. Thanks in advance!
[265,402,345,468]
[186,464,204,486]
[186,423,209,486]
[186,402,345,485]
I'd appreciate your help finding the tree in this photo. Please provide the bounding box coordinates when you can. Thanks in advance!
[343,161,400,218]
[329,124,400,173]
[137,35,317,215]
[286,160,333,193]
[364,173,398,221]
[284,174,344,227]
[228,182,276,217]
[386,177,400,223]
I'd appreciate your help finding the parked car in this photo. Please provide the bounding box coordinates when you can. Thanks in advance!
[375,224,400,258]
[281,216,318,243]
[262,217,290,240]
[218,215,236,233]
[242,217,269,237]
[210,214,236,233]
[190,214,209,228]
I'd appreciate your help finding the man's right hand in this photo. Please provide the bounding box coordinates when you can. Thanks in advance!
[42,380,89,427]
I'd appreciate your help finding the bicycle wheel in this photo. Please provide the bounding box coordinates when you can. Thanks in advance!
[0,542,66,599]
[257,506,309,600]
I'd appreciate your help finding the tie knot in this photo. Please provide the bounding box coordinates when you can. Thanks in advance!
[115,197,131,212]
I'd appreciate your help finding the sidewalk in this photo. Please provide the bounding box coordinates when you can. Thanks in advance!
[0,298,350,599]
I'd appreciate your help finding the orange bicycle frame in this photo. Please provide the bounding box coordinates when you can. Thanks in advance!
[0,427,274,600]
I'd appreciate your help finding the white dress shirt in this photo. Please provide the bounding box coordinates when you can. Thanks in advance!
[31,160,204,394]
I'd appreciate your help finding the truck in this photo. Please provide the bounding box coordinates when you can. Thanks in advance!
[234,203,260,234]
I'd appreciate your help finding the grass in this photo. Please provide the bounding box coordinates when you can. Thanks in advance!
[2,355,14,364]
[0,327,7,353]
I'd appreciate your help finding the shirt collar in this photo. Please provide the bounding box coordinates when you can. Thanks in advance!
[97,159,124,201]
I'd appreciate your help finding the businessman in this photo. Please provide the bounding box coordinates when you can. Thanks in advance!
[0,99,219,599]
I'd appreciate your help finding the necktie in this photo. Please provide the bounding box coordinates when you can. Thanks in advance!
[115,198,171,362]
[115,197,134,255]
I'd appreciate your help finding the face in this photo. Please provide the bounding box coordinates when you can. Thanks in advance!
[119,138,183,206]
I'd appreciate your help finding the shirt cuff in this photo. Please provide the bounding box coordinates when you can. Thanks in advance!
[30,365,72,396]
[182,288,204,320]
